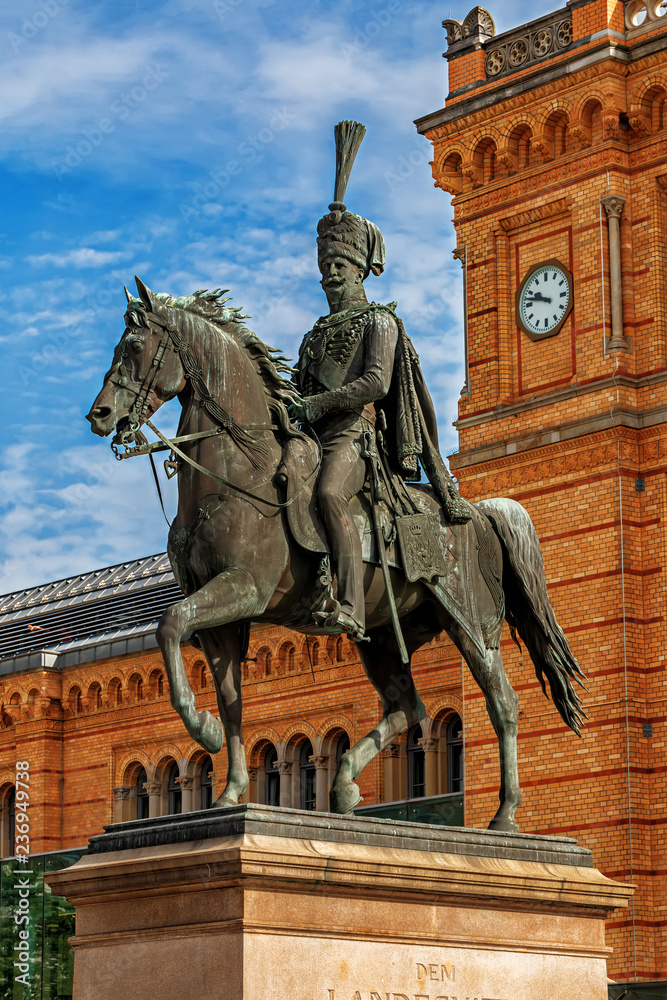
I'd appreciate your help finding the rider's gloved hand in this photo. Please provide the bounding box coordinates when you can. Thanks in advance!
[288,400,306,424]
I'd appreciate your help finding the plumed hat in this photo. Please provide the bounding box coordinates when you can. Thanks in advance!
[317,120,386,280]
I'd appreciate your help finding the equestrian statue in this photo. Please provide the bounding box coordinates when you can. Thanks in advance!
[86,121,586,832]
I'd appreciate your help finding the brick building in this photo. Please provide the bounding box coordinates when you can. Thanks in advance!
[0,551,464,856]
[416,0,667,982]
[1,0,667,987]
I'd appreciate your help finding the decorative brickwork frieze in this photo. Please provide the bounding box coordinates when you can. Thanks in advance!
[484,14,573,79]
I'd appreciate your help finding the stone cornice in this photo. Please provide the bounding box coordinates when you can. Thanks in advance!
[419,31,667,138]
[453,398,667,474]
[453,147,626,220]
[456,371,667,433]
[498,197,571,232]
[421,60,623,140]
[416,41,630,134]
[454,424,642,478]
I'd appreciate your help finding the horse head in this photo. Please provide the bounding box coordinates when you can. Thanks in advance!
[87,276,187,443]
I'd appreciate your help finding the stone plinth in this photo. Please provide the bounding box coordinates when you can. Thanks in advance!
[45,804,632,1000]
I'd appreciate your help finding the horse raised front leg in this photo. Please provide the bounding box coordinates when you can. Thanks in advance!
[330,627,426,814]
[156,568,266,757]
[455,628,521,833]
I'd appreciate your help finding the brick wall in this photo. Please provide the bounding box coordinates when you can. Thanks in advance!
[423,0,667,981]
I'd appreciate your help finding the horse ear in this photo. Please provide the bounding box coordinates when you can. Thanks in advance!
[135,276,153,310]
[124,286,132,304]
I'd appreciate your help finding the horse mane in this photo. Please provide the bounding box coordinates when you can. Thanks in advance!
[126,289,303,455]
[155,290,300,411]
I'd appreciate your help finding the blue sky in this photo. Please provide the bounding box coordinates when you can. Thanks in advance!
[0,0,557,592]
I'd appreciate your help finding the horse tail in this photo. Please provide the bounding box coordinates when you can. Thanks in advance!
[476,497,588,736]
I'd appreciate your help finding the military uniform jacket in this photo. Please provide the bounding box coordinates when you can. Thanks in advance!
[297,303,398,425]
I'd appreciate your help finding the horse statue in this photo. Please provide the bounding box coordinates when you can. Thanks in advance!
[87,277,586,833]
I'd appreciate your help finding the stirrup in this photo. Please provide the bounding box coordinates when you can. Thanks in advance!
[313,608,370,643]
[336,611,370,644]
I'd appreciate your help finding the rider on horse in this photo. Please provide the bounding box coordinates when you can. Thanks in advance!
[289,121,471,643]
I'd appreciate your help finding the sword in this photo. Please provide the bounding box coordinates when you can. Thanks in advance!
[362,429,409,665]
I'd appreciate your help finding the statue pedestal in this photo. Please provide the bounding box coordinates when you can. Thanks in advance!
[46,805,632,1000]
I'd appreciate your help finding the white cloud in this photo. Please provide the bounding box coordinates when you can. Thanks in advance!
[0,441,173,594]
[26,248,130,268]
[2,0,560,588]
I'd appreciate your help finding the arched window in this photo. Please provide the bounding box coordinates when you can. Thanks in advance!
[191,660,206,689]
[256,647,273,677]
[300,740,316,811]
[474,138,497,185]
[264,746,279,806]
[88,682,102,710]
[168,763,182,815]
[335,636,345,662]
[589,101,603,145]
[510,124,533,169]
[545,110,569,158]
[447,715,464,793]
[136,768,149,820]
[407,725,425,799]
[150,670,164,698]
[336,731,350,765]
[652,91,667,132]
[200,755,213,809]
[109,678,122,707]
[128,674,143,701]
[310,641,320,667]
[440,151,464,194]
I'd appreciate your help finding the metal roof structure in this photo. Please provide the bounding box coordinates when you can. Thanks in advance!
[0,553,181,674]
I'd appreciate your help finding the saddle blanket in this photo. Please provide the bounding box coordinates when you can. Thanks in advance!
[279,436,504,655]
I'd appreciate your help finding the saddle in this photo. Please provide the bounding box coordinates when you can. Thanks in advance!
[278,435,504,655]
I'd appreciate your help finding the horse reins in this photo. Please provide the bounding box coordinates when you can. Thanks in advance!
[109,311,320,519]
[144,418,319,512]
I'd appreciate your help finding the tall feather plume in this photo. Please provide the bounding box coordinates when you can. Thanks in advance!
[331,120,366,211]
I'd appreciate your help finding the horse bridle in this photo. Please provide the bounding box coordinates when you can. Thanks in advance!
[107,311,174,448]
[108,308,320,513]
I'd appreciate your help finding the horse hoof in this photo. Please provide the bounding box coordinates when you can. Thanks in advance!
[330,780,362,815]
[197,711,224,754]
[488,815,519,834]
[214,792,239,808]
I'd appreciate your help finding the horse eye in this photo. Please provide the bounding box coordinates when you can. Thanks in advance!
[130,339,143,353]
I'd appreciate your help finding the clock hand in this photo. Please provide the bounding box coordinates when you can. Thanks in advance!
[526,293,552,304]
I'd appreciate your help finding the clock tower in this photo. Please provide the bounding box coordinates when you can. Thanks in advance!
[418,0,667,982]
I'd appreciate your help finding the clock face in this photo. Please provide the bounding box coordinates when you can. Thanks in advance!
[517,261,573,339]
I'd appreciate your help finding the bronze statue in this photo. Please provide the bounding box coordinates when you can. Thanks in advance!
[86,122,586,831]
[289,121,470,644]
